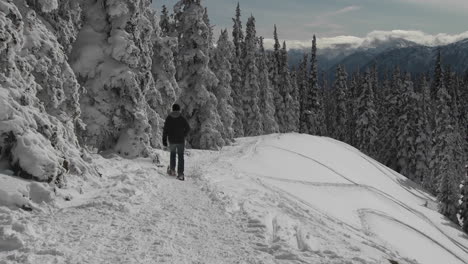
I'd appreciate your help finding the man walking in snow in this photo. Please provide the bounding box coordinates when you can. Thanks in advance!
[162,104,190,181]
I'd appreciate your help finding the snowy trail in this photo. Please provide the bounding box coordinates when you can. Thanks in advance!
[1,154,273,264]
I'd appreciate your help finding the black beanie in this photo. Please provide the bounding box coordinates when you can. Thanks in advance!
[172,104,181,111]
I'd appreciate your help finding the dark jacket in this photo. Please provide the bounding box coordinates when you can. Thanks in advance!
[162,111,190,145]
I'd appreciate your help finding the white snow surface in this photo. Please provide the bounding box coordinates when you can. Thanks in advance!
[1,134,468,263]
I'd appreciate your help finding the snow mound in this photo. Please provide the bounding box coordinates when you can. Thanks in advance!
[195,134,468,264]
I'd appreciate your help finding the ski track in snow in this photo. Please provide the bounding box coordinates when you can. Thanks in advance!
[257,141,468,260]
[0,155,273,264]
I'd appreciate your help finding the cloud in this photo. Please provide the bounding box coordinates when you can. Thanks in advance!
[305,5,361,31]
[264,30,468,50]
[396,0,468,11]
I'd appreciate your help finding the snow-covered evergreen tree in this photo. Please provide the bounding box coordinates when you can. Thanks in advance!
[159,5,174,37]
[333,65,349,142]
[280,42,298,132]
[413,75,433,189]
[241,16,263,136]
[174,0,224,149]
[230,2,245,137]
[355,69,378,156]
[347,73,359,145]
[71,0,163,159]
[212,29,236,142]
[0,1,97,183]
[431,63,464,223]
[303,35,326,136]
[269,25,287,132]
[395,73,418,179]
[258,37,279,134]
[290,70,301,131]
[379,68,402,169]
[460,173,468,232]
[298,54,309,133]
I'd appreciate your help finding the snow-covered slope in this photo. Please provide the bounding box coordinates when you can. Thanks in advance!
[197,134,468,264]
[1,134,467,263]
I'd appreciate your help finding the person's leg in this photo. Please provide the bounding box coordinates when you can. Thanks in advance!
[177,143,185,175]
[169,144,176,172]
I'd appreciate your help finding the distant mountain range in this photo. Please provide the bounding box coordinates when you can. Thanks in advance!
[287,38,468,79]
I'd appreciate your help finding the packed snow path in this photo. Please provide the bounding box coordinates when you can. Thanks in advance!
[2,134,468,264]
[0,154,274,263]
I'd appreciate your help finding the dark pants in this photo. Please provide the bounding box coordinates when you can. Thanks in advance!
[169,143,185,175]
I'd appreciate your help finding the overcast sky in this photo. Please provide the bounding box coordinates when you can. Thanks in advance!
[151,0,468,48]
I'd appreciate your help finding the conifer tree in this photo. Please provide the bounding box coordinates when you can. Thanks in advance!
[380,68,402,168]
[413,75,433,190]
[298,54,309,133]
[290,70,301,131]
[347,73,359,145]
[230,2,245,136]
[270,26,286,132]
[212,29,236,142]
[333,65,349,142]
[174,0,224,149]
[460,172,468,232]
[280,41,298,132]
[304,35,326,135]
[203,7,214,49]
[258,37,279,134]
[355,69,378,156]
[431,49,443,101]
[241,16,263,136]
[395,73,418,179]
[431,59,464,223]
[159,5,172,36]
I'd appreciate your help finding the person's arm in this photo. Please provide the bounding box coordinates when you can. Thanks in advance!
[162,117,169,147]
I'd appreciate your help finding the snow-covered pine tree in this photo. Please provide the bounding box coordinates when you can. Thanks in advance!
[73,0,163,159]
[212,29,236,143]
[258,37,279,134]
[241,16,263,136]
[321,71,332,137]
[230,2,245,137]
[160,5,175,37]
[298,54,309,133]
[0,1,97,183]
[150,10,180,149]
[379,68,402,169]
[431,61,464,223]
[431,49,443,101]
[460,165,468,232]
[290,69,301,131]
[304,35,326,136]
[355,69,378,156]
[280,41,298,132]
[461,72,468,161]
[395,73,418,179]
[203,7,214,50]
[333,65,349,142]
[413,75,433,190]
[271,25,286,132]
[347,73,359,145]
[174,0,224,149]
